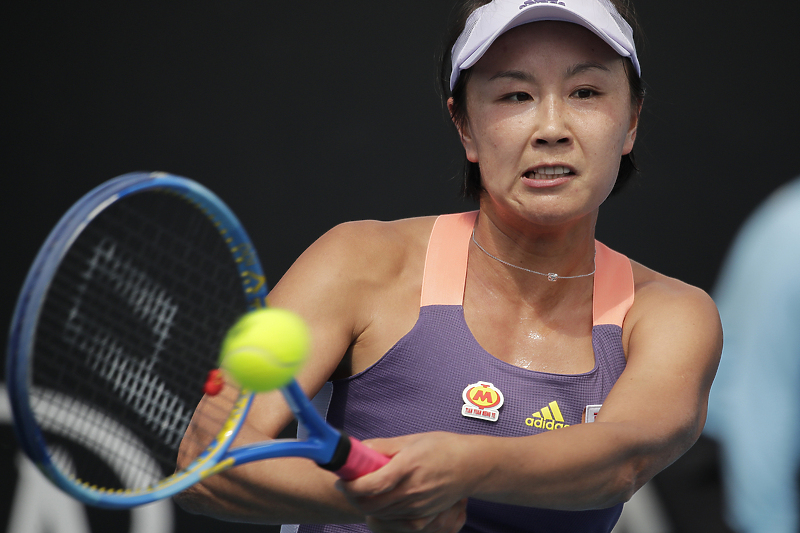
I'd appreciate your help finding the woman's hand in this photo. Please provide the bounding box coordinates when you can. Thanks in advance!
[337,432,476,532]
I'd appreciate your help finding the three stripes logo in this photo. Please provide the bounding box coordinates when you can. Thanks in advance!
[525,400,570,431]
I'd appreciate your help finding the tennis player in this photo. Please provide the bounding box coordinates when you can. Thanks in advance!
[177,1,722,532]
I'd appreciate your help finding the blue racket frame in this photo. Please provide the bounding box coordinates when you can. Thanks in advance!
[6,172,343,508]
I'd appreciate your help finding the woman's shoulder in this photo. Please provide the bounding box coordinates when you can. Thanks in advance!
[320,216,437,267]
[268,215,441,351]
[324,216,438,248]
[278,216,438,294]
[629,260,713,307]
[625,260,721,346]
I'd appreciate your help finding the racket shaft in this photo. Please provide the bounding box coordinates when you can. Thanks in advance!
[281,380,390,478]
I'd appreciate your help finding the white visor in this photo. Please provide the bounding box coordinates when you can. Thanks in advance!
[450,0,640,91]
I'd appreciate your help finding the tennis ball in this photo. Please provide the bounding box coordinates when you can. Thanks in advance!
[220,308,310,392]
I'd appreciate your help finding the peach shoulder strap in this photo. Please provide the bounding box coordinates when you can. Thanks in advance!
[420,211,477,306]
[592,241,635,327]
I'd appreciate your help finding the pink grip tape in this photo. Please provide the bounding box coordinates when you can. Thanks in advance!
[335,437,391,480]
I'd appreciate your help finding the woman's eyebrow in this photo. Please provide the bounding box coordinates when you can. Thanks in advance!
[565,61,611,77]
[487,69,534,83]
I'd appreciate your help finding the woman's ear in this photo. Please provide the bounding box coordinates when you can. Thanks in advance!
[622,99,643,156]
[448,97,478,163]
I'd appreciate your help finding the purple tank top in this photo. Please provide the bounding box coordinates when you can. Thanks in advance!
[293,212,634,533]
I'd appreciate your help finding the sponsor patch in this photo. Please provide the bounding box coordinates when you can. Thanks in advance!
[461,381,504,422]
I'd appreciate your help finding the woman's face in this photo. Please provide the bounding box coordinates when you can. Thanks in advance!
[456,21,640,230]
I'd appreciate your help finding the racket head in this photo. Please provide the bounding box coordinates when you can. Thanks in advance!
[7,172,266,508]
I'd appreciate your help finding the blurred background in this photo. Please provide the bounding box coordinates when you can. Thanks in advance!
[3,1,798,532]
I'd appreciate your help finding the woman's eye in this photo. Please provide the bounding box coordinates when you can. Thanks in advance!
[573,88,597,99]
[506,92,532,102]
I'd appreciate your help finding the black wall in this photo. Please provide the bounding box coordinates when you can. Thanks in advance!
[3,1,799,532]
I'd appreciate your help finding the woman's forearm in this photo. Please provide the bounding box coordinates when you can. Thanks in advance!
[175,456,365,525]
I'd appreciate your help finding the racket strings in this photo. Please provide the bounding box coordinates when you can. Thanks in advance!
[30,385,162,489]
[30,190,249,491]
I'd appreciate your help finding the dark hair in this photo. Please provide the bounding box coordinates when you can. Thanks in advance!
[439,0,646,201]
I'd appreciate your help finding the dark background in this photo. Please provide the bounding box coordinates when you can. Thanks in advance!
[3,1,799,532]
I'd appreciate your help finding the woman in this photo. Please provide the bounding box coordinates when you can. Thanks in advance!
[177,1,722,532]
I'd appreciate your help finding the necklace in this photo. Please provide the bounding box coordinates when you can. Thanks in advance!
[471,229,596,282]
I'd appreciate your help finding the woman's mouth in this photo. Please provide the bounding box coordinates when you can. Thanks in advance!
[525,166,574,179]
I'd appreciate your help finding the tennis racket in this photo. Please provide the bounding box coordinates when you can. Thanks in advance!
[6,171,389,509]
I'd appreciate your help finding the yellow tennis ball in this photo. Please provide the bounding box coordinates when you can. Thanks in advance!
[220,308,310,392]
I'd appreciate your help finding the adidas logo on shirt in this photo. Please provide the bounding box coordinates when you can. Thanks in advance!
[525,401,570,430]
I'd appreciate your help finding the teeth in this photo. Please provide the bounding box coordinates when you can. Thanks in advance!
[542,166,566,175]
[529,166,571,178]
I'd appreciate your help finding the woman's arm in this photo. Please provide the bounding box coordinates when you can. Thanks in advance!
[174,218,430,524]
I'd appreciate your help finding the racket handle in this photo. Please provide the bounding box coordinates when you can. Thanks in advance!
[321,433,390,480]
[335,436,391,480]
